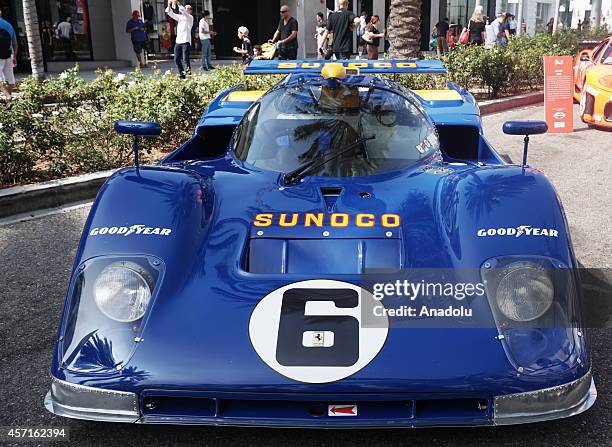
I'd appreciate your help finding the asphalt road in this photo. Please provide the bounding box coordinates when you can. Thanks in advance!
[0,104,610,447]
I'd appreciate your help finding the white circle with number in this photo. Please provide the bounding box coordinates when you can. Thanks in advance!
[249,279,389,383]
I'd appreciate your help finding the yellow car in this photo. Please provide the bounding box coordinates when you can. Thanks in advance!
[573,36,612,128]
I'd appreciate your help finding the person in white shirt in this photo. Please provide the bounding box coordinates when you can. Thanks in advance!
[314,12,327,59]
[489,12,507,47]
[484,16,496,48]
[57,17,76,60]
[165,0,194,78]
[357,10,367,57]
[508,14,517,35]
[198,10,216,70]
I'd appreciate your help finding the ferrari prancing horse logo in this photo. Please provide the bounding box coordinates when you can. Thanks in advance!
[249,280,389,383]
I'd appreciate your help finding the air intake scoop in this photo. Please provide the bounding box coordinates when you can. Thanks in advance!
[320,187,343,212]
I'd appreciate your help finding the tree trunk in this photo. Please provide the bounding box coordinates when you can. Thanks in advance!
[387,0,422,58]
[22,0,45,81]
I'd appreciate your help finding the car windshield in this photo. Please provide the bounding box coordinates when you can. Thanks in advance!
[232,82,440,178]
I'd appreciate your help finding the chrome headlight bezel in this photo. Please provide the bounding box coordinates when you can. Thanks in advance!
[480,256,584,374]
[59,256,163,373]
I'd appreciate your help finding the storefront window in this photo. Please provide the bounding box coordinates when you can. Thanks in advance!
[37,0,93,61]
[536,2,551,31]
[144,0,212,55]
[442,0,489,29]
[497,0,520,17]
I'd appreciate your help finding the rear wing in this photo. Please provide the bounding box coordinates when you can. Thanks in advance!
[243,59,447,75]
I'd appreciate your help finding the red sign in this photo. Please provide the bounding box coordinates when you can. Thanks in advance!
[544,56,574,133]
[328,405,357,416]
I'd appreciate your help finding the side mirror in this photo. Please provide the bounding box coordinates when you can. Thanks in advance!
[114,120,161,137]
[502,120,548,136]
[580,53,590,62]
[114,120,162,167]
[502,120,547,167]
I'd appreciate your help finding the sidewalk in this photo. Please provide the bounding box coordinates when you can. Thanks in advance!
[15,58,241,83]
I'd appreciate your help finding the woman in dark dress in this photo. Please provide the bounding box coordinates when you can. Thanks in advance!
[468,9,486,45]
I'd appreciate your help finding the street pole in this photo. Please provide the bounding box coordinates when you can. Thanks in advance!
[591,0,602,27]
[553,0,561,31]
[517,0,524,35]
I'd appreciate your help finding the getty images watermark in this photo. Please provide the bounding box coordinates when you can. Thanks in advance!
[360,268,612,329]
[370,279,485,318]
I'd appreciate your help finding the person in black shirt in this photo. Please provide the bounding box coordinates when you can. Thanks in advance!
[271,4,298,60]
[365,15,384,59]
[320,0,356,60]
[468,9,486,44]
[233,26,253,65]
[435,17,450,57]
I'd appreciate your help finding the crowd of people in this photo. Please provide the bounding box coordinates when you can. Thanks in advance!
[138,0,391,78]
[236,0,386,63]
[432,7,518,57]
[144,0,532,78]
[0,0,604,93]
[126,0,605,79]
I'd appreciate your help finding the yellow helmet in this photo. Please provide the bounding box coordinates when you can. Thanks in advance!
[321,62,347,80]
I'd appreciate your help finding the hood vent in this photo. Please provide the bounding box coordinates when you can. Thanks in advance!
[247,238,402,274]
[320,187,343,212]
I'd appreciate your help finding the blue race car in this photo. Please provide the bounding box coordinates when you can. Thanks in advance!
[45,60,596,427]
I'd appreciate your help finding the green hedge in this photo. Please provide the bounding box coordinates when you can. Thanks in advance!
[0,65,281,186]
[445,28,609,97]
[0,29,609,187]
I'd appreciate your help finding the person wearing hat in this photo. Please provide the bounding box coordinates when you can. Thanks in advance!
[57,16,76,60]
[126,10,148,68]
[233,26,253,66]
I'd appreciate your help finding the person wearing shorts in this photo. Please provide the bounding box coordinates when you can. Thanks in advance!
[320,0,356,60]
[0,8,17,101]
[126,10,148,68]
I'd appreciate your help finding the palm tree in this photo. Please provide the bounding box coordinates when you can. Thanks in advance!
[21,0,45,81]
[387,0,422,58]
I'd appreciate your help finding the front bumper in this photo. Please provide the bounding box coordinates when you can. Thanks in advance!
[45,371,596,427]
[44,376,139,423]
[581,85,612,127]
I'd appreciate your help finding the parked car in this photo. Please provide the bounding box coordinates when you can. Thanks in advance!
[573,36,612,128]
[45,59,596,427]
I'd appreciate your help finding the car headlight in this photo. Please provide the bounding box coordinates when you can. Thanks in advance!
[495,262,554,322]
[598,75,612,90]
[94,261,152,322]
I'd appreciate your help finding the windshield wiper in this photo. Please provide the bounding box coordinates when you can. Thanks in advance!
[283,135,375,186]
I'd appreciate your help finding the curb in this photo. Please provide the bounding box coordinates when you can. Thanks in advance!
[0,91,545,219]
[0,170,116,219]
[478,91,543,116]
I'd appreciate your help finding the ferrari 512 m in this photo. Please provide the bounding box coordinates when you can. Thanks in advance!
[45,60,596,427]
